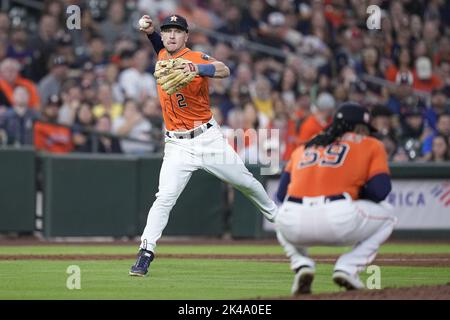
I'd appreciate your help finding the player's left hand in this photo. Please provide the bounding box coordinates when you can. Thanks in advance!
[177,63,198,75]
[154,58,198,95]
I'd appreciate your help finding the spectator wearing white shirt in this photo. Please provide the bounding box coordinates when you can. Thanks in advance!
[58,80,82,126]
[118,49,157,104]
[112,98,154,154]
[104,63,125,104]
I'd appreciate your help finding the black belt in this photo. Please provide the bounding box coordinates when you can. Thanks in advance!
[166,122,213,139]
[287,194,346,204]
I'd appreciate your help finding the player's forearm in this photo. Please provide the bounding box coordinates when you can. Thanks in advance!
[210,61,230,78]
[147,32,164,54]
[197,61,230,78]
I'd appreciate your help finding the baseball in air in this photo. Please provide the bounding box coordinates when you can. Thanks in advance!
[139,18,150,29]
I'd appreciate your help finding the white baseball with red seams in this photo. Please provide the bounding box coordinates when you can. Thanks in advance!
[139,18,150,29]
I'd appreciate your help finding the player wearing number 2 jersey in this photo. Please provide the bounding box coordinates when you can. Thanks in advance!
[275,102,397,295]
[129,14,278,277]
[156,48,213,131]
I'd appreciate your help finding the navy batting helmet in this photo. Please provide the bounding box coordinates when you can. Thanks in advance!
[305,102,377,148]
[334,102,377,132]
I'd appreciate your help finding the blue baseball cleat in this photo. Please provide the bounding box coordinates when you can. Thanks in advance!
[129,249,154,277]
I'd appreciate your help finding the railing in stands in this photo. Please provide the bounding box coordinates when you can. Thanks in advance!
[0,119,164,153]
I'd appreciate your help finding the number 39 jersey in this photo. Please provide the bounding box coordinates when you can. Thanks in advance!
[157,48,213,131]
[285,132,390,200]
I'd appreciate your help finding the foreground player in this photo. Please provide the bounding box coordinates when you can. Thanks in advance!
[275,102,397,294]
[129,15,278,276]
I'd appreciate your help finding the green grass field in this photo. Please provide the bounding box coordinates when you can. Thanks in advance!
[0,243,449,299]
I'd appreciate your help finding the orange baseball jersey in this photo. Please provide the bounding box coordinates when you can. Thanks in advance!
[157,48,213,131]
[34,121,73,153]
[297,115,331,145]
[284,132,389,200]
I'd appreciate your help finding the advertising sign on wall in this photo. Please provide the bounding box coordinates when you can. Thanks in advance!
[264,179,450,231]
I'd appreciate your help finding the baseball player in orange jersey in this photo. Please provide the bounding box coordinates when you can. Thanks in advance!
[129,14,278,276]
[275,102,397,294]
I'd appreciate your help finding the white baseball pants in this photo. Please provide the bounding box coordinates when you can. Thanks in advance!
[140,120,278,252]
[276,194,397,276]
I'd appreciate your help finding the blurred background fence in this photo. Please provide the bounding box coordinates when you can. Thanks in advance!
[1,147,450,239]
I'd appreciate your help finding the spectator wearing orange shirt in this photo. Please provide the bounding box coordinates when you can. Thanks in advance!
[385,48,413,83]
[175,0,213,45]
[34,94,73,153]
[176,0,213,30]
[0,58,41,110]
[297,92,336,145]
[281,107,306,161]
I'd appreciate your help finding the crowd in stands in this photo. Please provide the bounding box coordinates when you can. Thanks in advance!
[0,0,449,163]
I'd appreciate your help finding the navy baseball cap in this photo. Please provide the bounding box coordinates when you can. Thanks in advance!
[334,102,377,132]
[46,94,61,107]
[160,15,188,32]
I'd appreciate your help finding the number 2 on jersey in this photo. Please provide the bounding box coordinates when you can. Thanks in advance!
[176,93,187,108]
[298,143,350,168]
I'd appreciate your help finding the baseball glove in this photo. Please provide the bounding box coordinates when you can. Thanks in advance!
[154,58,197,95]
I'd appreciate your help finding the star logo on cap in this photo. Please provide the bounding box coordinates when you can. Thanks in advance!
[170,15,178,22]
[364,112,370,123]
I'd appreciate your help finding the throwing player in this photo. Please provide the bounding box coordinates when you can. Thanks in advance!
[129,14,278,276]
[275,102,397,295]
